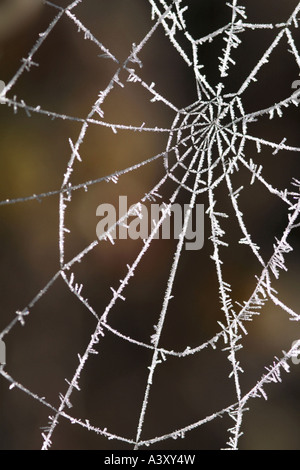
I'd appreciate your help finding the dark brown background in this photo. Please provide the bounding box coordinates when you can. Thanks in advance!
[1,0,300,450]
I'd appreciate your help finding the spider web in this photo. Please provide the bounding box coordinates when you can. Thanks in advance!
[1,0,300,450]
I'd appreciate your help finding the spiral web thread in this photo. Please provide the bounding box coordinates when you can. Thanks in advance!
[1,0,300,450]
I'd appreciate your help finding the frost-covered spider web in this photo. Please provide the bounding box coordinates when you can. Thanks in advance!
[1,0,300,450]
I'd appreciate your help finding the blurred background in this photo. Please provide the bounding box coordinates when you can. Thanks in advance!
[1,0,300,450]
